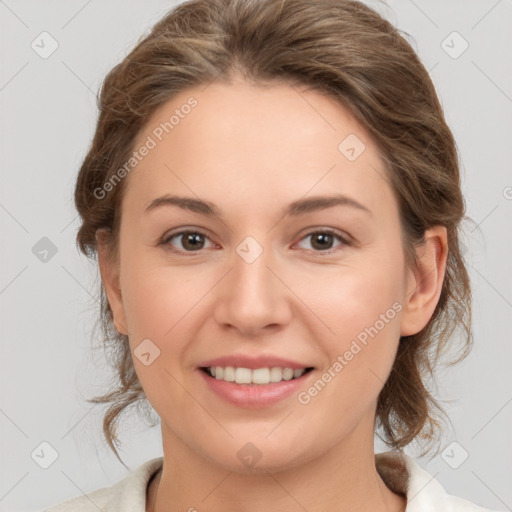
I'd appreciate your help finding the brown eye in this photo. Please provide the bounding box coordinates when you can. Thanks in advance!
[162,230,213,253]
[310,232,335,250]
[296,229,348,253]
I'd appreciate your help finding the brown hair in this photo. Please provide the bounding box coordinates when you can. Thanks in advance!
[75,0,472,465]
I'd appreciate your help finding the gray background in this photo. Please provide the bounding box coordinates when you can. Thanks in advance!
[1,1,511,511]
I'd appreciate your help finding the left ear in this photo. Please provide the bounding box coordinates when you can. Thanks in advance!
[400,225,448,336]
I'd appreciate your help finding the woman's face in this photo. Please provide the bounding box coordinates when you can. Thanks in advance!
[103,78,423,472]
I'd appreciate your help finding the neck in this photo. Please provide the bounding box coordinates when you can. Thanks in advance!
[147,421,406,512]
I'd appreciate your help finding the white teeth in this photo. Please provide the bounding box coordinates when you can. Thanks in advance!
[223,366,235,382]
[269,367,282,382]
[282,368,294,381]
[252,368,270,384]
[235,367,252,384]
[207,366,307,384]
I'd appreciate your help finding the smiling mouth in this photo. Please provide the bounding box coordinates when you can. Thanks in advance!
[200,366,315,385]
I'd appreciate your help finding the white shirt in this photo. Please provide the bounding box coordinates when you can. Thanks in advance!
[43,451,501,511]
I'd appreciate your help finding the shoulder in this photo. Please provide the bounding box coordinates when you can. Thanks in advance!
[42,457,163,512]
[375,451,504,512]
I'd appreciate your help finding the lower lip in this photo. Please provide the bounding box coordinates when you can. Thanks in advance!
[197,369,313,408]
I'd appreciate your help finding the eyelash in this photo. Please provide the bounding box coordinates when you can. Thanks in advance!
[159,228,351,256]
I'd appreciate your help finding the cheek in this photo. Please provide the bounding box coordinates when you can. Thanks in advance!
[318,259,404,338]
[120,246,195,340]
[119,256,199,413]
[314,250,405,383]
[123,277,175,339]
[298,273,403,432]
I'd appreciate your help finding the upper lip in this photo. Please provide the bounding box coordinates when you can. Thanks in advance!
[199,354,313,370]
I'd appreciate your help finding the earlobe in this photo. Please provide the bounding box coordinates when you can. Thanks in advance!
[96,230,129,336]
[400,225,448,337]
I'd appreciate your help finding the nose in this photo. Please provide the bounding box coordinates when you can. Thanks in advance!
[213,238,292,337]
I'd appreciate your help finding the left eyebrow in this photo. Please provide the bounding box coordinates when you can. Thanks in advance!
[285,194,372,217]
[143,193,372,218]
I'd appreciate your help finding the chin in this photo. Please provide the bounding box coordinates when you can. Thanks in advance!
[217,454,305,475]
[202,438,313,475]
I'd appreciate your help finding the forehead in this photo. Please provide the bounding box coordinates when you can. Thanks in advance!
[134,78,372,155]
[123,79,394,218]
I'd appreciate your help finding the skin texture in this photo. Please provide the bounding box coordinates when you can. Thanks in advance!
[98,77,447,512]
